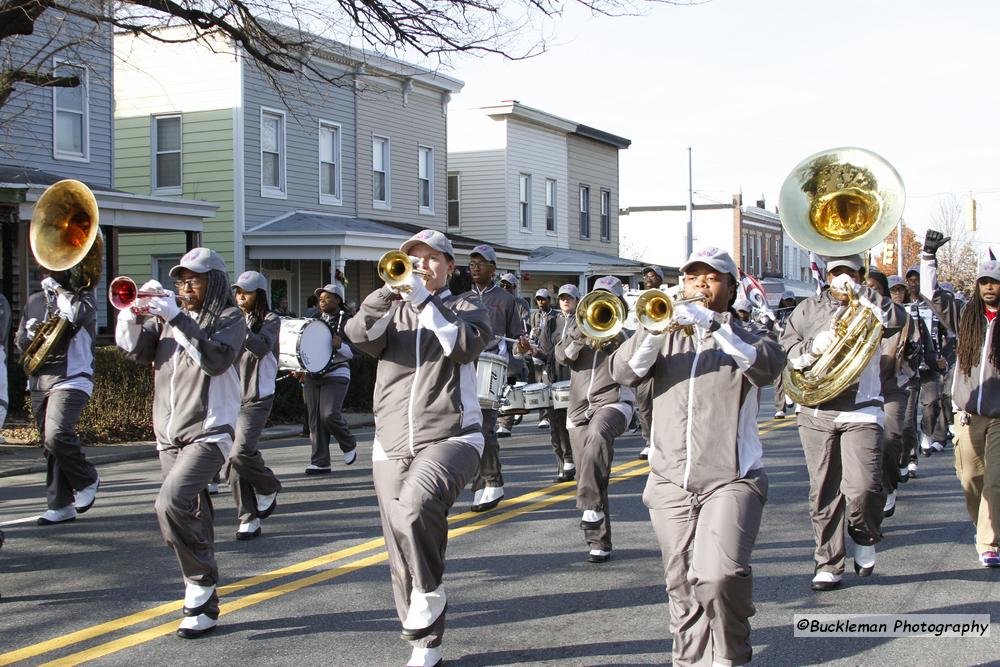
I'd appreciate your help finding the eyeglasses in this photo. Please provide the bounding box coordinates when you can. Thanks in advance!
[174,278,203,291]
[468,261,490,269]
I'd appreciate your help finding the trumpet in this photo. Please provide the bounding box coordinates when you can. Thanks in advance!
[635,289,708,335]
[377,250,431,291]
[576,290,626,349]
[109,276,190,314]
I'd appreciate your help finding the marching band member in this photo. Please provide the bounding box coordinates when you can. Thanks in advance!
[610,247,784,666]
[733,299,753,325]
[0,290,10,441]
[636,266,664,459]
[497,272,530,432]
[887,276,933,482]
[780,254,905,591]
[115,247,245,638]
[529,287,557,429]
[905,264,951,455]
[345,229,492,667]
[773,290,797,419]
[919,233,1000,567]
[228,271,283,540]
[463,245,525,511]
[534,284,578,481]
[16,274,100,525]
[303,283,358,475]
[554,276,635,563]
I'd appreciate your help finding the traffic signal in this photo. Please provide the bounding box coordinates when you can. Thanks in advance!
[968,196,977,232]
[882,241,896,266]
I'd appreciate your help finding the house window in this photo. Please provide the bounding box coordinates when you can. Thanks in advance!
[261,109,286,197]
[519,174,531,229]
[418,146,433,213]
[545,179,556,232]
[152,115,182,192]
[447,172,460,229]
[53,62,88,160]
[319,122,341,204]
[600,190,611,241]
[373,135,390,208]
[154,256,181,288]
[579,185,590,239]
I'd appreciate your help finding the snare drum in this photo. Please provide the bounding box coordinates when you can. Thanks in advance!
[551,380,571,409]
[522,383,552,410]
[278,318,334,374]
[499,382,528,415]
[476,352,509,409]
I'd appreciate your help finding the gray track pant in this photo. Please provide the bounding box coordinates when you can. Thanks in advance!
[797,412,884,575]
[645,470,768,667]
[31,389,97,511]
[637,377,653,445]
[156,441,227,586]
[471,408,503,491]
[304,376,356,467]
[372,439,480,649]
[919,371,949,443]
[569,406,627,551]
[882,390,907,493]
[549,407,573,470]
[226,397,282,523]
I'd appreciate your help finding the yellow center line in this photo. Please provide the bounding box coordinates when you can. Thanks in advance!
[7,417,792,666]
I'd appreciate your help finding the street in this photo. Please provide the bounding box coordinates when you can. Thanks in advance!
[1,391,997,666]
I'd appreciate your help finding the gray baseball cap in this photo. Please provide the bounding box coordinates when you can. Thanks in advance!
[888,275,907,290]
[681,246,739,282]
[535,288,551,299]
[905,264,920,277]
[558,284,581,299]
[977,260,1000,282]
[733,298,753,313]
[592,275,624,299]
[169,247,228,278]
[470,244,497,264]
[823,254,866,274]
[499,272,518,286]
[400,229,455,258]
[940,281,955,293]
[232,270,267,293]
[315,283,345,300]
[781,290,795,300]
[642,265,664,280]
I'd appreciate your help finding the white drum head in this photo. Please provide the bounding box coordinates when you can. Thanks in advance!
[298,320,335,373]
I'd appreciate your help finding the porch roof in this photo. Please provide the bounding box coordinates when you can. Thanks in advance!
[521,246,645,276]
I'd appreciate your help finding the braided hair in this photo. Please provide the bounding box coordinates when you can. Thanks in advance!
[957,288,1000,376]
[246,288,270,333]
[197,269,235,334]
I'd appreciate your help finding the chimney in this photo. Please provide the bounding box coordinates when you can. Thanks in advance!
[756,197,766,209]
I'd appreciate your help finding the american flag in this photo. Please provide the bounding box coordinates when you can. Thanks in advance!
[738,269,775,319]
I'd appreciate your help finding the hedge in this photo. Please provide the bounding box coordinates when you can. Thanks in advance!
[2,346,377,445]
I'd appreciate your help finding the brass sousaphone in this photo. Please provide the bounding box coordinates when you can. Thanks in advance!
[778,147,904,406]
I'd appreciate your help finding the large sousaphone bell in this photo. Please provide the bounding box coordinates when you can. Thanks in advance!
[778,148,904,406]
[21,179,104,374]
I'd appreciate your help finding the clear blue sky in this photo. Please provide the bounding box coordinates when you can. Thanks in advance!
[446,0,1000,252]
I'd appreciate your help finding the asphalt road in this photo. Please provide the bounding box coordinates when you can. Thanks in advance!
[1,392,997,666]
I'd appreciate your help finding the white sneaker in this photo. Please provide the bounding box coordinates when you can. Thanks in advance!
[883,491,896,517]
[183,583,216,610]
[74,477,100,513]
[236,518,261,541]
[207,483,220,495]
[495,425,512,437]
[177,613,217,639]
[811,571,842,590]
[37,505,77,525]
[344,449,357,465]
[638,446,650,460]
[480,486,504,504]
[907,461,918,477]
[537,418,550,429]
[407,646,443,667]
[930,441,945,452]
[919,434,933,456]
[402,586,447,636]
[563,462,576,472]
[774,410,785,419]
[854,543,876,574]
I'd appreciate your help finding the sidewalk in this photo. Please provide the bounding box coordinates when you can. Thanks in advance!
[0,413,375,479]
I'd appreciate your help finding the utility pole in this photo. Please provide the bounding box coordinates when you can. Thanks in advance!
[686,146,694,258]
[896,217,903,276]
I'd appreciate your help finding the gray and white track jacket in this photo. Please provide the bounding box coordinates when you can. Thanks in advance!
[610,316,784,493]
[780,288,906,420]
[345,286,492,459]
[116,307,246,447]
[462,283,524,367]
[554,317,635,426]
[879,307,934,395]
[535,310,573,383]
[15,288,97,394]
[238,311,280,403]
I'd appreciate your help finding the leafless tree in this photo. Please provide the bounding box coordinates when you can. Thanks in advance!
[1,0,697,110]
[925,193,978,296]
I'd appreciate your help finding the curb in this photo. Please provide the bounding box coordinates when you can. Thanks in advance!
[0,419,375,480]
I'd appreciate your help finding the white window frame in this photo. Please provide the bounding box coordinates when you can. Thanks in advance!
[52,60,89,162]
[151,114,182,195]
[519,173,531,230]
[260,107,287,199]
[372,134,391,210]
[318,120,342,206]
[447,172,460,229]
[418,145,434,215]
[545,178,557,234]
[600,189,611,241]
[579,185,591,239]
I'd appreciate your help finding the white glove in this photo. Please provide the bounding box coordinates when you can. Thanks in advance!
[673,302,716,330]
[399,268,430,304]
[41,276,61,294]
[24,318,38,341]
[148,292,181,322]
[117,304,137,323]
[830,273,861,296]
[140,279,163,292]
[811,329,837,355]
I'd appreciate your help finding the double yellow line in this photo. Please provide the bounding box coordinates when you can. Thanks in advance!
[4,418,796,666]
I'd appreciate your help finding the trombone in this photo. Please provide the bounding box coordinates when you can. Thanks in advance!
[377,250,431,291]
[635,289,708,335]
